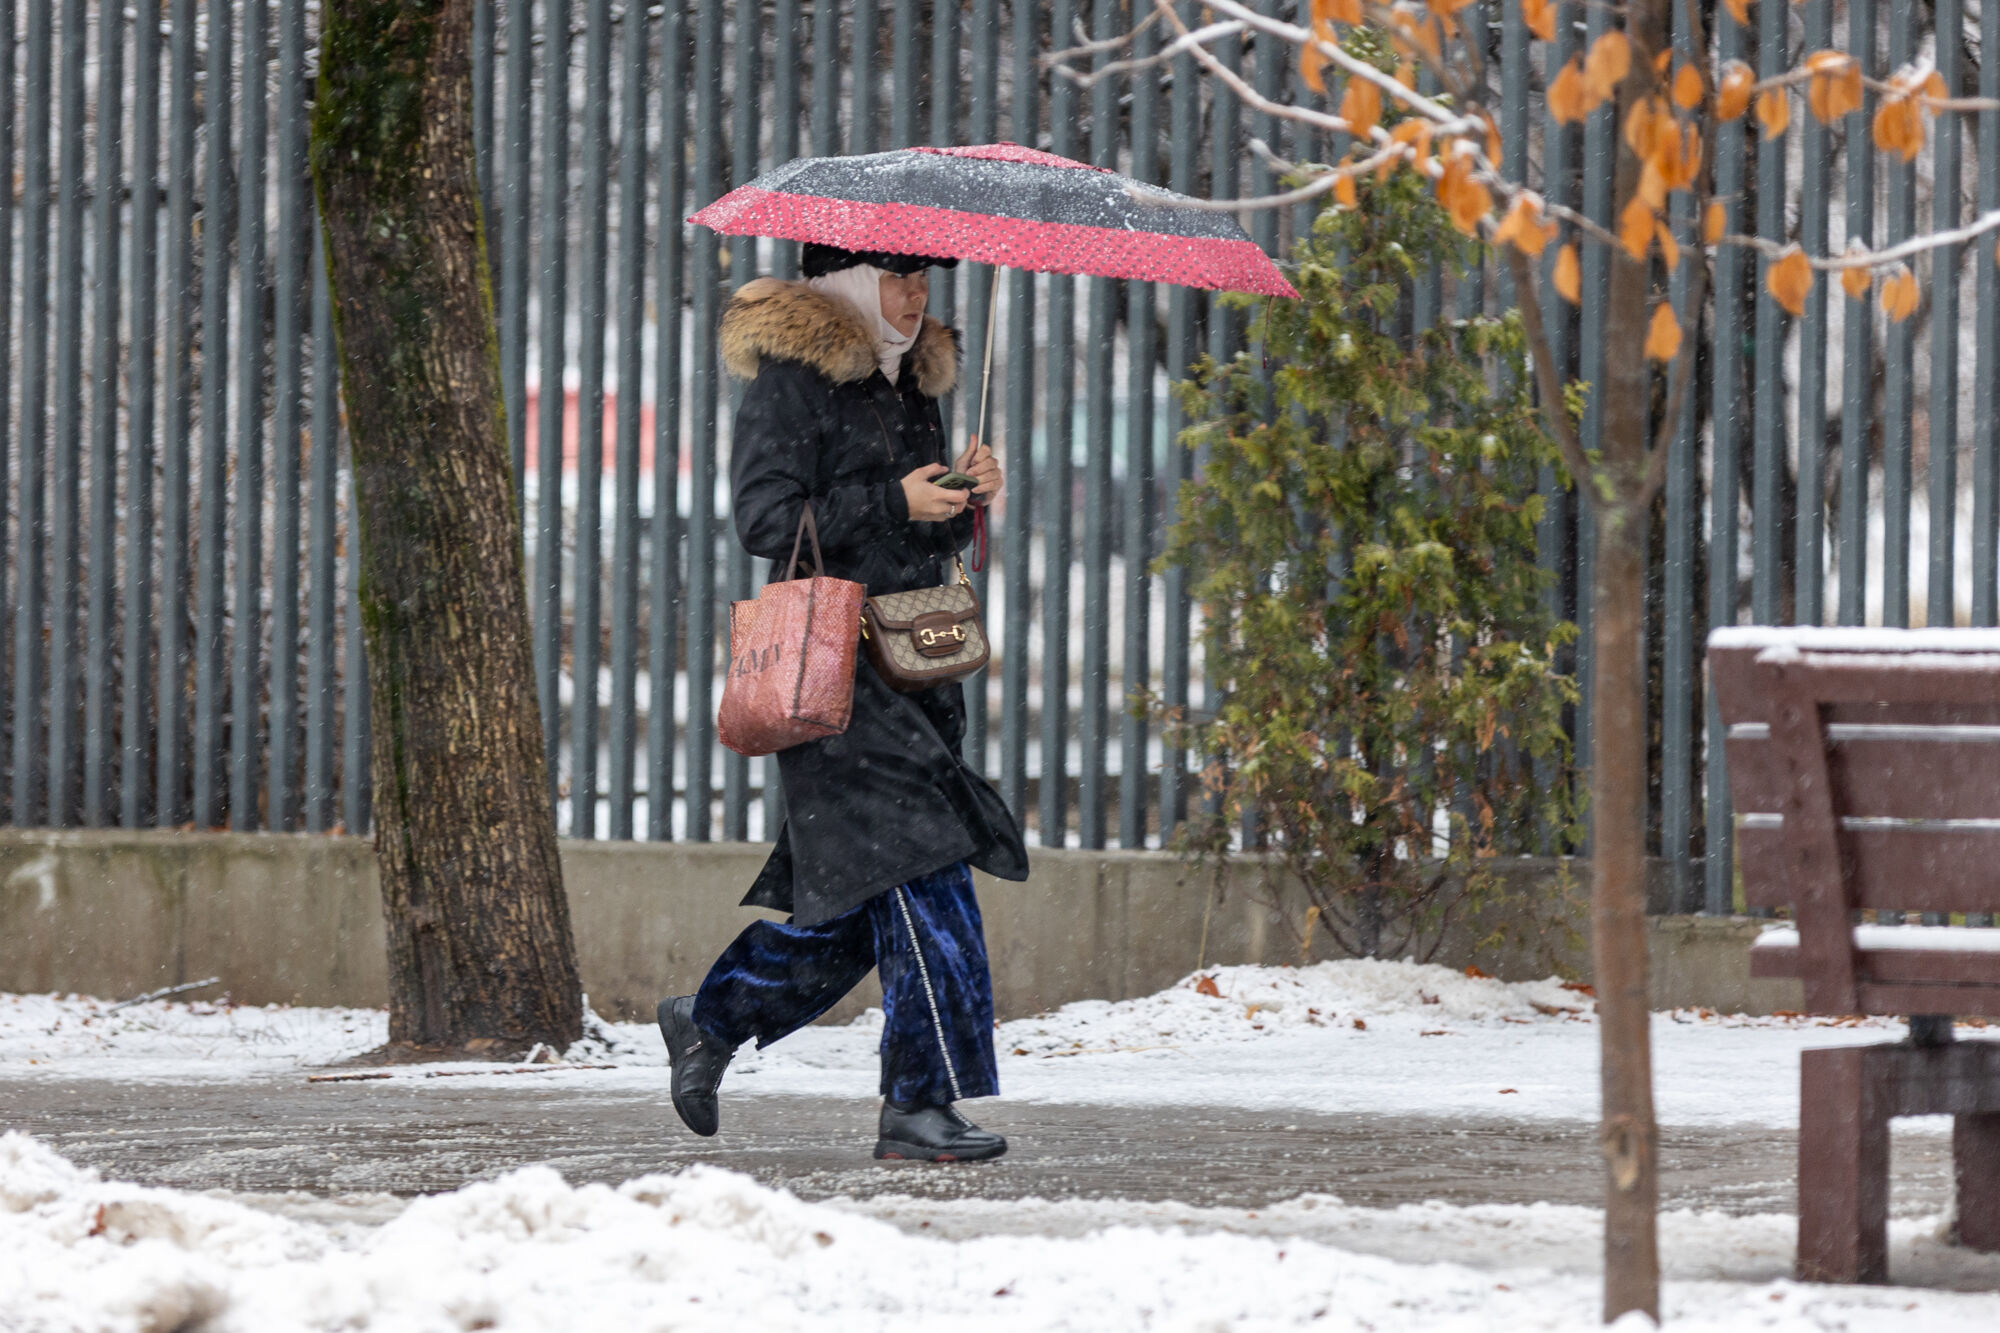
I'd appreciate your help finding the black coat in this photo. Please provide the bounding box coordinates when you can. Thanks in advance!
[721,278,1029,926]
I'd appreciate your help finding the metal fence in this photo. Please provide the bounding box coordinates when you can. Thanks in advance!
[1,1,1993,903]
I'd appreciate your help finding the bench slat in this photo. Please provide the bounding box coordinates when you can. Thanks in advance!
[1738,824,2000,915]
[1727,732,2000,821]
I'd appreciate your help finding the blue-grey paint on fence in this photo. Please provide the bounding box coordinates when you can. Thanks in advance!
[16,0,2000,923]
[1979,0,2000,629]
[231,0,269,831]
[1837,0,1875,627]
[84,0,124,827]
[1706,0,1749,915]
[608,0,649,842]
[962,0,996,777]
[573,0,613,840]
[121,0,159,828]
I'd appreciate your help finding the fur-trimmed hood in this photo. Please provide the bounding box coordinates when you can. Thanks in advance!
[720,277,960,398]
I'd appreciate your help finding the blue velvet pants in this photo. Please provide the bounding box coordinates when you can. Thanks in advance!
[691,862,998,1106]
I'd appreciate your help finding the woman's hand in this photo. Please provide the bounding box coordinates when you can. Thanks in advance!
[956,437,1005,505]
[901,464,972,522]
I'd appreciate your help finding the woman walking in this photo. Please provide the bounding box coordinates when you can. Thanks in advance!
[657,243,1028,1162]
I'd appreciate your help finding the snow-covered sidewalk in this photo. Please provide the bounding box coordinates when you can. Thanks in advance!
[0,958,1955,1129]
[3,1131,1998,1332]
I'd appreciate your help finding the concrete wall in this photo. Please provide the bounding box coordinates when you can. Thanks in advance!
[0,829,1801,1019]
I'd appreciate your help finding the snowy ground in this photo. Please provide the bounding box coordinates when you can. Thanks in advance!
[0,958,1955,1130]
[5,961,1998,1330]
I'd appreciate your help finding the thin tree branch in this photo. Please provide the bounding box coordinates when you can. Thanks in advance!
[1503,244,1596,496]
[1048,15,1241,85]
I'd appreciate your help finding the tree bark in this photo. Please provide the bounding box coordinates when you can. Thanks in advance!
[1591,0,1669,1317]
[310,0,582,1055]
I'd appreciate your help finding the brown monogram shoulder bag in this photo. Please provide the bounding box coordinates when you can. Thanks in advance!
[860,552,989,692]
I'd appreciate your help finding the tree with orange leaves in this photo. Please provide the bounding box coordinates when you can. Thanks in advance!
[1056,0,1996,1323]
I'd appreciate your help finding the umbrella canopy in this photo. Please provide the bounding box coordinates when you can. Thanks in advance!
[688,142,1299,300]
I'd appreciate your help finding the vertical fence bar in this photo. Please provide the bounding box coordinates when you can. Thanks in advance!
[1928,0,1961,630]
[649,0,687,840]
[535,0,570,813]
[686,0,722,841]
[1881,2,1915,628]
[1705,0,1749,912]
[852,0,876,155]
[502,0,530,514]
[928,0,957,431]
[963,0,996,774]
[1661,0,1697,907]
[84,0,125,825]
[890,0,915,148]
[1836,0,1874,627]
[1158,0,1196,839]
[156,0,194,827]
[1078,0,1115,850]
[47,0,86,824]
[1793,0,1830,627]
[1040,0,1077,847]
[608,0,647,841]
[1748,0,1785,626]
[999,0,1036,823]
[1119,5,1158,850]
[721,0,760,842]
[192,0,232,829]
[122,0,160,826]
[572,0,611,838]
[810,0,838,157]
[1205,24,1240,832]
[269,0,308,831]
[306,234,338,831]
[1978,0,2000,627]
[770,0,800,280]
[1531,1,1576,853]
[230,0,268,830]
[0,0,14,810]
[13,0,49,826]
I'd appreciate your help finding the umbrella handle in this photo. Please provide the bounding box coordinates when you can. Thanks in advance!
[971,265,1000,459]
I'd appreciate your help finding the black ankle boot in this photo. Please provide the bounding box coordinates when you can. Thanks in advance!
[657,996,736,1137]
[874,1100,1007,1162]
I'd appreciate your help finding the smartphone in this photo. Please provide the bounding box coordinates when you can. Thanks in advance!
[935,471,978,490]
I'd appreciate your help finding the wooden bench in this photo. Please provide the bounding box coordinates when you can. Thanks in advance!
[1710,626,2000,1284]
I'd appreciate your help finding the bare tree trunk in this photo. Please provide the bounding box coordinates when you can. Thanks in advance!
[311,0,582,1055]
[1592,2,1669,1314]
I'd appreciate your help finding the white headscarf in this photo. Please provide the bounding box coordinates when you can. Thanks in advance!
[808,263,920,384]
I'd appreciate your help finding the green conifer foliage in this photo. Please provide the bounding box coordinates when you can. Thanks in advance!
[1164,172,1580,959]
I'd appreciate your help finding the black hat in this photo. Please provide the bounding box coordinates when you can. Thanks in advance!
[801,242,959,278]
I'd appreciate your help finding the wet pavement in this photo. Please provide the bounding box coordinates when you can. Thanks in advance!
[0,1076,1955,1217]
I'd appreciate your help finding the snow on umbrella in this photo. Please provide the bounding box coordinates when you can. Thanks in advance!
[687,142,1300,300]
[689,142,1297,462]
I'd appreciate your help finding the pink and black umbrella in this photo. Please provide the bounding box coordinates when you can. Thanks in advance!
[688,142,1297,299]
[690,142,1295,475]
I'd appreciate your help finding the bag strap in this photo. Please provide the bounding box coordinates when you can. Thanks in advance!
[787,502,827,579]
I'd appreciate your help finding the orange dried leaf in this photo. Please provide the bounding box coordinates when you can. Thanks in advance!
[1553,243,1582,304]
[1334,169,1358,209]
[1494,194,1557,256]
[1658,123,1703,190]
[1881,266,1920,322]
[1840,263,1872,300]
[1438,157,1493,235]
[1873,95,1925,162]
[1644,302,1684,361]
[1549,57,1590,125]
[1703,199,1728,244]
[1717,61,1755,120]
[1340,75,1384,139]
[1756,88,1791,140]
[1583,31,1631,101]
[1723,0,1752,25]
[1522,0,1556,42]
[1655,217,1681,270]
[1299,43,1327,95]
[1637,160,1669,210]
[1767,246,1812,317]
[1314,0,1363,25]
[1619,196,1656,261]
[1654,48,1674,77]
[1194,974,1223,998]
[1623,95,1665,158]
[1807,58,1862,124]
[1672,63,1704,110]
[1479,109,1503,167]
